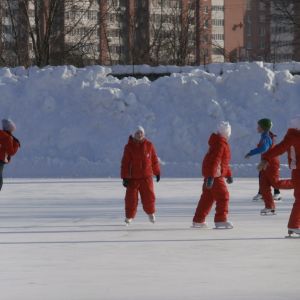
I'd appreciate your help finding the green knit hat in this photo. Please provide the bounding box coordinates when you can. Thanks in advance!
[258,118,272,131]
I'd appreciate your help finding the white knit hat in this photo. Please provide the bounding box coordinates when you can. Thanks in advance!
[133,125,145,136]
[290,115,300,130]
[2,119,16,132]
[217,121,231,139]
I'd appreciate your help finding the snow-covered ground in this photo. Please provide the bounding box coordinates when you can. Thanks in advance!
[0,178,299,300]
[1,62,300,177]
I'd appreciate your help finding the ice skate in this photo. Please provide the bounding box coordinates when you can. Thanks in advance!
[191,222,208,229]
[215,221,233,229]
[252,193,263,201]
[124,218,133,226]
[260,208,276,216]
[148,214,155,224]
[273,193,282,202]
[286,228,300,238]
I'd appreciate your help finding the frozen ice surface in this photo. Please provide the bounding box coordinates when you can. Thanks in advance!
[0,178,299,300]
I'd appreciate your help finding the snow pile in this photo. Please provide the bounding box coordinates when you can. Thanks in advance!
[1,62,300,178]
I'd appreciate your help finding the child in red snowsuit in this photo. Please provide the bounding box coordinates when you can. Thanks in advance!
[193,121,233,229]
[259,115,300,235]
[121,126,160,225]
[245,119,293,215]
[0,119,20,190]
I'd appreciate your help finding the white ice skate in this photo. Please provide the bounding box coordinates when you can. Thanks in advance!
[273,193,282,202]
[215,221,234,229]
[260,208,276,216]
[148,214,155,224]
[191,222,209,229]
[286,228,300,238]
[252,193,263,201]
[125,218,133,226]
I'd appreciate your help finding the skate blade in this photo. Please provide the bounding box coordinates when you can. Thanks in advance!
[260,212,276,216]
[285,235,300,239]
[214,227,233,230]
[190,226,210,230]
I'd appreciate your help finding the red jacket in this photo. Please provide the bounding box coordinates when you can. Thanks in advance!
[202,133,232,178]
[0,130,20,163]
[121,136,160,179]
[264,128,300,170]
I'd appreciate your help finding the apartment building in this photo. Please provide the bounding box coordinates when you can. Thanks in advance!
[0,0,298,67]
[224,0,271,62]
[211,0,225,62]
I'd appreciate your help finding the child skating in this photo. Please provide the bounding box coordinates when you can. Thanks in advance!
[245,119,293,216]
[192,121,233,229]
[0,119,20,190]
[121,126,160,225]
[258,115,300,237]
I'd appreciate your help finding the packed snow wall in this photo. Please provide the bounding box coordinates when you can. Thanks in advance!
[0,62,300,178]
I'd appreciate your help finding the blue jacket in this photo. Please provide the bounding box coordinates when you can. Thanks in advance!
[248,131,273,157]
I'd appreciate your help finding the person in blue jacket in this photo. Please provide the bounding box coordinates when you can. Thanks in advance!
[245,119,281,203]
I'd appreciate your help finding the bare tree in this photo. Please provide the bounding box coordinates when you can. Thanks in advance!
[0,0,115,67]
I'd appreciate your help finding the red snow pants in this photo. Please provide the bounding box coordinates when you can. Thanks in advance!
[260,166,293,209]
[288,170,300,229]
[193,177,229,223]
[124,177,155,219]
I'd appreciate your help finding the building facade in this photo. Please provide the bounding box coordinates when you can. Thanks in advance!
[0,0,299,67]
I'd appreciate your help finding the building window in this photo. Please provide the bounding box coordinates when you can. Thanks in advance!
[212,6,224,11]
[246,0,251,10]
[212,19,224,26]
[259,14,266,23]
[212,34,224,41]
[246,40,252,50]
[259,39,265,49]
[259,27,266,36]
[204,6,209,14]
[247,25,252,36]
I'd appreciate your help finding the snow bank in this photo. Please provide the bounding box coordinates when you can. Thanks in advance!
[1,62,300,178]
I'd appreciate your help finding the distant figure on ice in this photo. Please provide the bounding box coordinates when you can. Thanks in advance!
[245,119,292,215]
[192,121,234,229]
[258,115,300,237]
[246,119,282,202]
[0,119,20,190]
[121,126,160,225]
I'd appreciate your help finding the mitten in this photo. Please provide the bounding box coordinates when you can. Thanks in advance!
[206,177,214,189]
[122,179,129,188]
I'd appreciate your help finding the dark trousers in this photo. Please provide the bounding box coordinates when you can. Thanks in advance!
[0,162,4,191]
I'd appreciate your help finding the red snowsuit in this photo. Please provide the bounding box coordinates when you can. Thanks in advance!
[0,130,19,163]
[259,133,293,209]
[193,133,232,223]
[0,130,20,190]
[264,128,300,228]
[121,136,160,219]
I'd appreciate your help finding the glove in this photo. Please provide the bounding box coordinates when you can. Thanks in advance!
[226,176,233,184]
[156,174,160,182]
[245,153,251,159]
[205,177,214,189]
[122,178,129,188]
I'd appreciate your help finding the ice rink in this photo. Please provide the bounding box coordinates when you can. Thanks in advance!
[0,178,299,300]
